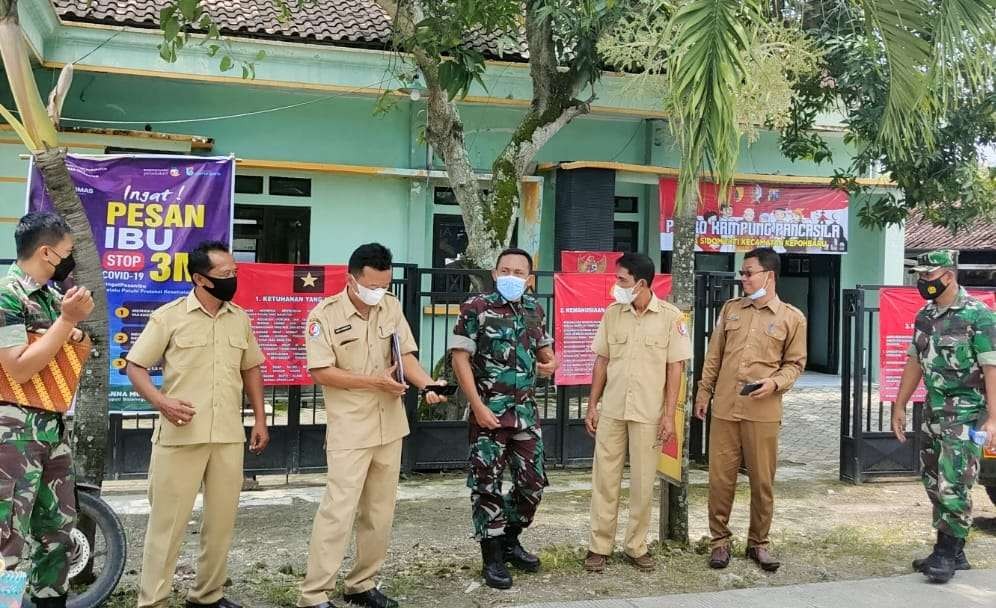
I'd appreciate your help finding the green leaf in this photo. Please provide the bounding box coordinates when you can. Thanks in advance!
[220,55,234,72]
[179,0,200,21]
[207,44,221,57]
[162,16,180,42]
[255,50,266,61]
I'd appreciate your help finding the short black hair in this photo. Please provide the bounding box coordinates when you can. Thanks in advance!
[187,240,230,278]
[495,248,533,273]
[15,212,72,260]
[617,252,655,286]
[703,211,718,221]
[745,247,780,275]
[349,243,393,275]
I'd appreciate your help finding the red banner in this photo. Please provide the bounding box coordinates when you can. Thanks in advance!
[879,288,996,402]
[554,273,672,386]
[659,177,849,254]
[560,251,624,274]
[233,263,348,385]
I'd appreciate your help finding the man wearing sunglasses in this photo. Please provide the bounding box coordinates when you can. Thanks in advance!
[694,247,807,572]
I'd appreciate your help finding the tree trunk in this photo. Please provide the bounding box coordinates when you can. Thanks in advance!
[665,181,699,544]
[34,148,109,488]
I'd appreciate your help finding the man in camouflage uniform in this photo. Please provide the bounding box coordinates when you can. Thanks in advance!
[0,213,94,606]
[450,248,558,589]
[892,249,996,584]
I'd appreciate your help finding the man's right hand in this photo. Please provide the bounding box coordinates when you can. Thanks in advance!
[585,408,599,438]
[694,396,710,420]
[155,396,196,426]
[60,286,94,324]
[891,404,907,443]
[471,402,501,429]
[374,364,408,396]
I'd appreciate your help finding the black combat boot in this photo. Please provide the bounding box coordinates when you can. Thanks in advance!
[30,596,67,608]
[503,525,540,572]
[922,531,962,584]
[912,536,971,573]
[481,537,513,589]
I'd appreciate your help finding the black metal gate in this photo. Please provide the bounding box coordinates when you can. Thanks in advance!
[103,267,736,478]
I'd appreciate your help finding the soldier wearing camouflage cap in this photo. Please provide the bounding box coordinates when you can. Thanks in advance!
[450,248,558,590]
[892,248,996,584]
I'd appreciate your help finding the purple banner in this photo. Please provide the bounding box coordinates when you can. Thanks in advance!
[28,155,233,411]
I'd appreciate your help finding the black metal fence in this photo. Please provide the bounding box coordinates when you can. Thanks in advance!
[104,266,736,479]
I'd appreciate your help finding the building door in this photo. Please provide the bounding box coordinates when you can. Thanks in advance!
[233,205,310,264]
[779,254,840,374]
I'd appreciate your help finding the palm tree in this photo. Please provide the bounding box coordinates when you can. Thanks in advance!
[0,0,110,488]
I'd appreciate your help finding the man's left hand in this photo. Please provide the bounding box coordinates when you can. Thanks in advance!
[424,379,448,405]
[657,414,676,445]
[250,422,270,454]
[749,378,778,399]
[537,354,558,378]
[979,417,996,452]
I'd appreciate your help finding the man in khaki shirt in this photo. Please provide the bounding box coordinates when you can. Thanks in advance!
[297,243,444,608]
[583,253,692,573]
[694,247,806,572]
[126,241,269,608]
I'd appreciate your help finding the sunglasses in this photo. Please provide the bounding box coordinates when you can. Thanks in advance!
[738,269,769,278]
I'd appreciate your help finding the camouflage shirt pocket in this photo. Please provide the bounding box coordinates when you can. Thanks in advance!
[936,336,972,370]
[0,475,14,541]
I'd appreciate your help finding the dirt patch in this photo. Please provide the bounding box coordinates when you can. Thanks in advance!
[101,472,996,607]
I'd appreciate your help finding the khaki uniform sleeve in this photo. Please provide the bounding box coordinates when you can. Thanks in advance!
[397,309,418,356]
[772,312,808,391]
[697,302,728,398]
[126,314,171,368]
[667,311,692,363]
[242,322,266,370]
[305,311,336,370]
[591,312,609,358]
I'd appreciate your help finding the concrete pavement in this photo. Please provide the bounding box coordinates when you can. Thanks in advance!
[513,569,996,608]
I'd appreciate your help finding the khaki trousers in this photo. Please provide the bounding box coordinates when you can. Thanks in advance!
[137,442,244,608]
[297,439,402,607]
[588,416,659,558]
[708,417,780,550]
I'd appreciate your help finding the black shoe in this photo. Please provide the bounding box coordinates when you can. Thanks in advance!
[30,597,67,608]
[185,599,243,608]
[481,537,513,589]
[913,549,970,572]
[923,532,962,584]
[342,588,398,608]
[503,525,541,572]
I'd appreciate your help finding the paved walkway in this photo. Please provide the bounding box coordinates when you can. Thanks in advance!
[514,569,996,608]
[778,372,842,471]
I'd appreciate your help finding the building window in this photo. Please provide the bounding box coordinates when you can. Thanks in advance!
[431,214,470,301]
[235,175,264,194]
[613,221,639,252]
[269,176,312,197]
[614,196,638,213]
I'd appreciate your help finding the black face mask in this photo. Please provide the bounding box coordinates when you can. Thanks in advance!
[47,251,76,283]
[201,275,238,302]
[917,276,948,300]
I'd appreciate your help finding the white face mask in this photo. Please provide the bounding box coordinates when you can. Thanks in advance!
[748,271,769,301]
[354,281,387,306]
[612,284,637,305]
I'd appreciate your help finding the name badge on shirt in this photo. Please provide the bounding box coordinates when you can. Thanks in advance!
[334,324,352,334]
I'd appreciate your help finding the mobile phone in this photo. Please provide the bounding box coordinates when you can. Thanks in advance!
[740,382,763,396]
[420,384,459,396]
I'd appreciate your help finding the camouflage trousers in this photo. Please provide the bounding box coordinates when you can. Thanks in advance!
[0,437,76,598]
[467,425,549,540]
[919,415,982,539]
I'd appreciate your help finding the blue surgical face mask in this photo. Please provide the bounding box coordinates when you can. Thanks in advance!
[496,275,527,302]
